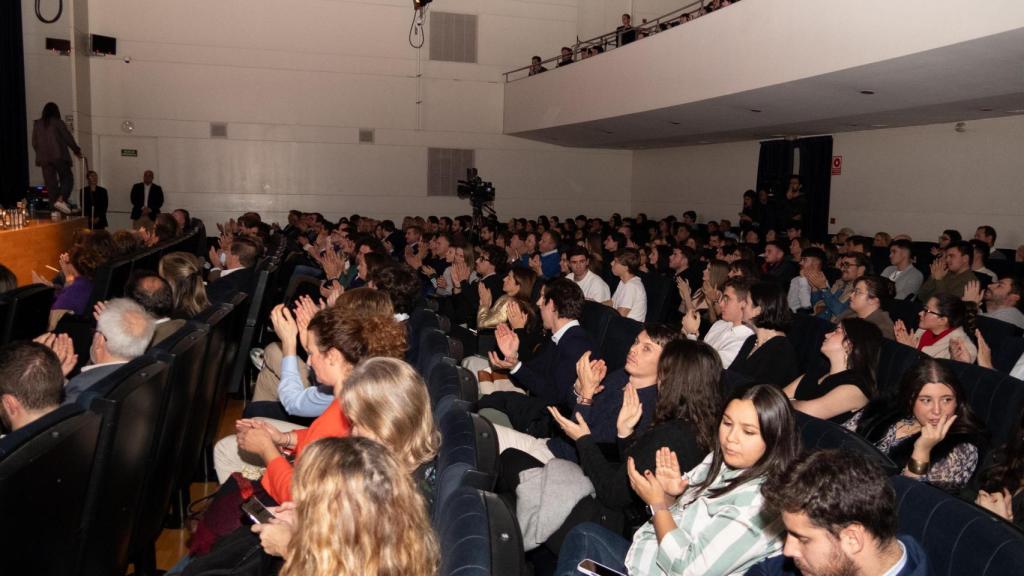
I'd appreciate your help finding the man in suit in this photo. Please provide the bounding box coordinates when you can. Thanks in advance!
[63,298,155,404]
[82,170,109,229]
[490,278,594,410]
[0,341,64,433]
[206,236,261,303]
[125,272,186,346]
[130,170,164,228]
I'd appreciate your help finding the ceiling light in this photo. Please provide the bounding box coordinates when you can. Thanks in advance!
[845,123,859,127]
[669,121,681,125]
[979,107,994,112]
[749,109,762,113]
[870,124,888,128]
[859,90,875,95]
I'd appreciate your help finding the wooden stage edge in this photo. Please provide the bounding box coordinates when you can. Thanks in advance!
[0,217,88,286]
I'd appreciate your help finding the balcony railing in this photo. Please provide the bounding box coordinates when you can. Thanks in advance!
[503,1,744,82]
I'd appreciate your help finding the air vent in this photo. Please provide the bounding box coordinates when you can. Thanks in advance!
[358,128,375,144]
[429,12,478,63]
[427,148,474,197]
[210,123,228,138]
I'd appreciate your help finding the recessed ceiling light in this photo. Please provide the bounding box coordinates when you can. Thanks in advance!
[749,109,762,113]
[870,124,889,128]
[669,121,681,125]
[979,107,994,112]
[860,90,875,95]
[846,123,859,127]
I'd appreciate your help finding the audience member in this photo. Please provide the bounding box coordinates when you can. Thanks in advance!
[789,247,826,312]
[786,318,883,424]
[610,248,647,322]
[529,56,548,76]
[848,275,896,339]
[51,243,103,318]
[967,276,1024,330]
[477,267,537,329]
[63,298,155,404]
[158,252,210,319]
[557,46,574,66]
[882,239,924,300]
[556,384,798,576]
[846,358,986,492]
[811,252,869,322]
[616,13,637,46]
[974,410,1024,528]
[751,450,927,576]
[684,277,754,368]
[730,282,801,388]
[917,241,977,302]
[566,246,611,303]
[206,235,261,302]
[0,341,66,433]
[975,225,1004,258]
[762,240,798,291]
[895,294,977,362]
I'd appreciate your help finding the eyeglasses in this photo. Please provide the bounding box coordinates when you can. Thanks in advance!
[852,289,870,297]
[921,309,946,318]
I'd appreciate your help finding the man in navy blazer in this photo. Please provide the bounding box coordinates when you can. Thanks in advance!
[129,170,164,225]
[490,278,594,410]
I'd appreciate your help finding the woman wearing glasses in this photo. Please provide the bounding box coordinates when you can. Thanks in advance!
[894,294,977,362]
[846,275,896,339]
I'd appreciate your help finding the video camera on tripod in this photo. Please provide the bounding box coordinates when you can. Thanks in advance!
[456,168,495,210]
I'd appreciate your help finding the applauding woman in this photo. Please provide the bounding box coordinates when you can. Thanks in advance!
[556,384,798,576]
[894,294,977,362]
[845,358,987,492]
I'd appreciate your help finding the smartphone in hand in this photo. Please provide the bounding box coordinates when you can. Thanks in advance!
[241,497,276,524]
[577,559,626,576]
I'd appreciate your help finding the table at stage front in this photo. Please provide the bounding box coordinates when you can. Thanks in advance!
[0,217,87,286]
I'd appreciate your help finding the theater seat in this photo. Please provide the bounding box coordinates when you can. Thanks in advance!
[428,359,473,416]
[580,300,616,350]
[437,487,524,576]
[993,336,1024,375]
[882,298,923,332]
[640,272,672,324]
[434,406,499,518]
[0,404,103,576]
[876,339,925,396]
[891,475,1024,576]
[942,360,1024,446]
[976,315,1023,359]
[600,314,643,372]
[788,314,833,372]
[0,284,54,345]
[418,328,453,380]
[794,412,899,476]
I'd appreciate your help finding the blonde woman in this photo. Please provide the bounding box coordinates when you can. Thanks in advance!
[158,251,209,319]
[257,437,439,576]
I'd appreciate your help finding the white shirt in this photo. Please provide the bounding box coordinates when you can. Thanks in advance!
[1010,352,1024,381]
[612,276,647,322]
[568,270,611,303]
[788,275,812,312]
[984,307,1024,330]
[510,320,580,374]
[701,320,755,368]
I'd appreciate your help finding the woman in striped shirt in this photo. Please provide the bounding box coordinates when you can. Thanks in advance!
[556,384,799,576]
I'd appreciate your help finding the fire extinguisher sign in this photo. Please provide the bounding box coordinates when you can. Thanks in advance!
[831,156,843,176]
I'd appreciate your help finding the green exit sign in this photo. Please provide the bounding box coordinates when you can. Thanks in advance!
[121,149,138,157]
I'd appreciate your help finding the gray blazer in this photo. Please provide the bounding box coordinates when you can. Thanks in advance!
[63,363,127,405]
[32,118,81,166]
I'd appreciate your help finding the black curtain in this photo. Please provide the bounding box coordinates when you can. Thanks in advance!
[755,139,794,233]
[796,135,834,243]
[0,0,28,208]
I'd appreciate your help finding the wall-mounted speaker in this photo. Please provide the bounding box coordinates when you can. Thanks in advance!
[91,34,117,56]
[45,38,71,55]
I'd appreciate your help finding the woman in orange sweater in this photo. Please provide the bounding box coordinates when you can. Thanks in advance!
[235,295,407,503]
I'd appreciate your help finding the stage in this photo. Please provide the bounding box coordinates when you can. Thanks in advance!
[0,217,87,286]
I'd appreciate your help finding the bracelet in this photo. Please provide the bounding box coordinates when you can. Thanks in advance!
[906,458,930,475]
[577,397,593,406]
[648,502,671,515]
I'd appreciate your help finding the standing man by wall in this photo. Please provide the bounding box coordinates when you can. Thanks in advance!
[130,170,164,228]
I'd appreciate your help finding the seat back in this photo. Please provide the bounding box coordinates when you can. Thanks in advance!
[892,475,1024,576]
[282,273,322,308]
[640,272,672,324]
[418,328,452,379]
[943,360,1024,446]
[77,356,171,576]
[795,412,899,475]
[0,405,102,576]
[580,300,616,350]
[87,255,134,309]
[993,336,1024,375]
[203,293,249,454]
[131,324,210,557]
[882,298,923,332]
[437,487,525,576]
[976,315,1023,358]
[178,302,236,488]
[434,406,498,518]
[132,246,163,273]
[601,314,643,372]
[876,339,926,397]
[0,284,55,344]
[789,314,833,371]
[227,267,272,394]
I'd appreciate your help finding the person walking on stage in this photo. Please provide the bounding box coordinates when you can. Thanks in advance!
[31,102,81,215]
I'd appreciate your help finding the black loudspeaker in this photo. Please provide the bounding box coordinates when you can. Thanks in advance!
[45,38,71,55]
[91,34,117,56]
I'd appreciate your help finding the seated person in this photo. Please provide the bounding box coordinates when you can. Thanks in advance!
[749,450,927,576]
[973,408,1024,529]
[566,246,611,303]
[847,275,896,339]
[917,241,977,303]
[966,276,1024,330]
[206,235,261,302]
[368,263,429,362]
[761,240,798,291]
[124,271,185,346]
[251,437,438,576]
[477,267,537,329]
[894,294,977,362]
[0,341,66,433]
[51,243,103,320]
[158,252,210,319]
[882,239,924,301]
[845,358,987,492]
[555,384,798,576]
[788,247,826,313]
[691,259,728,322]
[609,248,647,322]
[730,282,801,388]
[809,252,870,322]
[785,318,883,424]
[63,298,155,404]
[683,277,755,368]
[531,338,723,549]
[492,325,675,464]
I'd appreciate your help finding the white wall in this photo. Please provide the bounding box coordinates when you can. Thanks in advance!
[22,0,73,185]
[84,0,632,229]
[631,115,1024,249]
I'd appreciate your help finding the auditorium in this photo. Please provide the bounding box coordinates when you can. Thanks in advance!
[2,0,1024,574]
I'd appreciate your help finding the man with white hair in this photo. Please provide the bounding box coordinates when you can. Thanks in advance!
[63,298,156,404]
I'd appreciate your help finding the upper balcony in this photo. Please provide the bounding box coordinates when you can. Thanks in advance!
[503,0,1024,148]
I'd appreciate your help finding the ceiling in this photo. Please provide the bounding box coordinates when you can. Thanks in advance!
[507,27,1024,149]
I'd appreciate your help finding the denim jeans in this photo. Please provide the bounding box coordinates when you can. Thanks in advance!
[555,522,630,576]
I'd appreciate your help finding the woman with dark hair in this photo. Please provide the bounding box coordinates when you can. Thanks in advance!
[646,244,673,276]
[848,275,895,339]
[785,318,883,424]
[557,384,798,575]
[895,294,977,362]
[32,102,82,214]
[728,258,758,281]
[729,282,800,388]
[610,248,647,321]
[539,338,724,551]
[974,410,1024,527]
[51,243,102,318]
[845,358,987,492]
[477,266,538,328]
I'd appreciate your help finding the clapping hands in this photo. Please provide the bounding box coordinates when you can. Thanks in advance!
[616,383,643,439]
[574,351,607,402]
[33,332,78,377]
